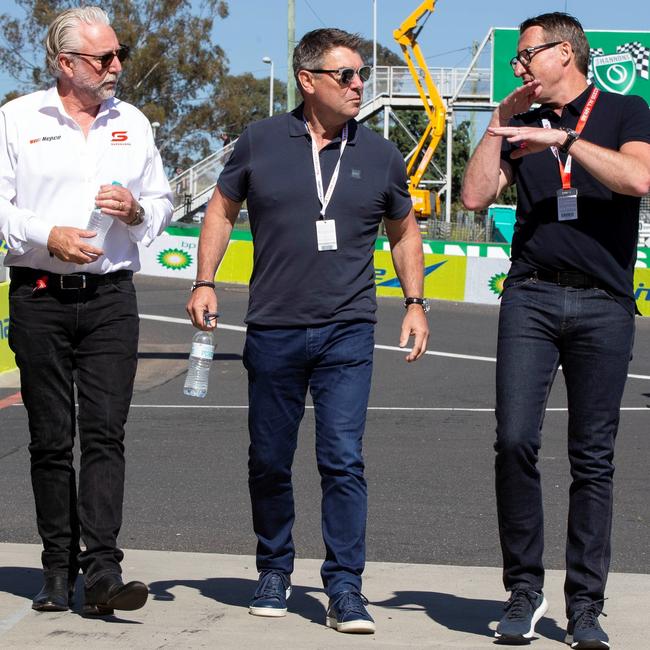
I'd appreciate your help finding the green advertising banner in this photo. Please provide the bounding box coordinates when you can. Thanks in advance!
[492,28,650,105]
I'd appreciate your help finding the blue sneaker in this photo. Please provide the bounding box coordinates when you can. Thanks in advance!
[326,591,375,634]
[495,588,548,642]
[565,605,609,649]
[249,570,291,617]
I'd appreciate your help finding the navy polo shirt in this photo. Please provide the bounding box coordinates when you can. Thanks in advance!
[501,86,650,312]
[218,104,413,327]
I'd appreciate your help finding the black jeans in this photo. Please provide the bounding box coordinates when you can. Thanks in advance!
[8,268,139,586]
[495,279,634,617]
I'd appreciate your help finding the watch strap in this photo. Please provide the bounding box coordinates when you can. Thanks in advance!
[191,280,216,292]
[559,127,580,154]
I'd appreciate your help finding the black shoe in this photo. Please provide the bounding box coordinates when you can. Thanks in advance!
[495,588,548,643]
[565,605,610,649]
[32,574,74,612]
[82,574,148,616]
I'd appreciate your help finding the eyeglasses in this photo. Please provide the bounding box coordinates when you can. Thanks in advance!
[305,65,372,85]
[63,44,130,69]
[509,41,561,69]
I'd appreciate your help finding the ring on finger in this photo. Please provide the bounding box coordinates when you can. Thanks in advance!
[119,201,125,211]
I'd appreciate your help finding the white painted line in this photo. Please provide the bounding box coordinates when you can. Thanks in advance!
[139,314,650,379]
[140,313,246,332]
[375,343,496,362]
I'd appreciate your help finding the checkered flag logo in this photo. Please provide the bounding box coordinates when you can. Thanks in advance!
[616,41,650,79]
[589,43,650,83]
[587,48,604,83]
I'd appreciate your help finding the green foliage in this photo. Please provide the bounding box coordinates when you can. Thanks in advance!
[0,0,229,171]
[211,72,286,139]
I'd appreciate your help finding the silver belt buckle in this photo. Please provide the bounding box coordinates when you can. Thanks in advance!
[59,274,86,290]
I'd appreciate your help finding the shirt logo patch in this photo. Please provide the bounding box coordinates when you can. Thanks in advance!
[111,131,131,145]
[351,168,362,179]
[29,135,61,144]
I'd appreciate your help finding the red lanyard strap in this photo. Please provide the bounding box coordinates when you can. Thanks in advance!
[556,86,599,189]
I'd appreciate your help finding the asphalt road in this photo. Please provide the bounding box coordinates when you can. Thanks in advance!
[1,275,649,575]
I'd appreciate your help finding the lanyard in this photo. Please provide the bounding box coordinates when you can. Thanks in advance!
[305,120,348,218]
[541,85,599,190]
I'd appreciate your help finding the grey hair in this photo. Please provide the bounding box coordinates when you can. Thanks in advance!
[45,6,111,77]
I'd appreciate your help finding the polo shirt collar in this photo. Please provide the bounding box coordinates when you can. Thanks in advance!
[288,103,359,145]
[539,84,593,120]
[38,85,117,121]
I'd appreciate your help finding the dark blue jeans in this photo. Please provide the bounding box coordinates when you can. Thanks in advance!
[243,321,374,596]
[8,269,139,586]
[495,278,634,617]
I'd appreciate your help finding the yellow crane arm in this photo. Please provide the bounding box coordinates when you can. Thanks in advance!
[393,0,446,216]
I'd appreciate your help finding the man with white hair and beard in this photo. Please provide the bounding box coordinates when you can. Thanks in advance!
[0,7,172,615]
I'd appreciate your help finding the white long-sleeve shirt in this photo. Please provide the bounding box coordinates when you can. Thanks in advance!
[0,86,173,274]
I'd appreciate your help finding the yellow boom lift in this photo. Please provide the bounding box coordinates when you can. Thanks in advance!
[393,0,446,217]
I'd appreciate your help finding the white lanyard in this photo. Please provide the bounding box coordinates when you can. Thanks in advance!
[541,86,599,189]
[541,117,573,176]
[305,120,348,218]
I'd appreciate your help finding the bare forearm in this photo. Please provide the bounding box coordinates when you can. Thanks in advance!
[386,213,424,297]
[462,111,510,210]
[569,139,650,197]
[196,188,240,281]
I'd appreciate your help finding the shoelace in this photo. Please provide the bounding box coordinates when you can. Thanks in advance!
[503,588,536,620]
[255,571,287,599]
[575,600,607,630]
[330,591,370,616]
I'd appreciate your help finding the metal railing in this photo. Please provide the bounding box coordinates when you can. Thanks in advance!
[168,141,236,221]
[371,65,491,101]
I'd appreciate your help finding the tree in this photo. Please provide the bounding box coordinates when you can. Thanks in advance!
[210,72,286,141]
[0,0,229,171]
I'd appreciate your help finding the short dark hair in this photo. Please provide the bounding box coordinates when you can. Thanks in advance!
[293,28,363,93]
[519,12,590,76]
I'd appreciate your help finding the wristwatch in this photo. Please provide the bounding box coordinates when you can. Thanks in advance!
[559,127,580,154]
[127,203,145,226]
[404,297,430,313]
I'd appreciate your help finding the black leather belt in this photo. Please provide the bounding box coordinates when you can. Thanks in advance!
[10,267,133,290]
[532,269,605,289]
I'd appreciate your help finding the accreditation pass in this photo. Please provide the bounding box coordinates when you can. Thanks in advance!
[556,188,578,221]
[316,218,338,251]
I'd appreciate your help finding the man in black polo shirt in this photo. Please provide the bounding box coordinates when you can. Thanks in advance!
[187,28,429,633]
[462,12,650,649]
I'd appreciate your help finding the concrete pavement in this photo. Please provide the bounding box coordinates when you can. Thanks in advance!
[0,543,646,648]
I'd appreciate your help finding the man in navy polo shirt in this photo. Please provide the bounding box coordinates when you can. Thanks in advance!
[462,12,650,649]
[187,28,429,633]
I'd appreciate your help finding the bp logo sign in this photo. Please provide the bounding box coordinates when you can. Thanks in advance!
[157,248,193,270]
[592,52,637,94]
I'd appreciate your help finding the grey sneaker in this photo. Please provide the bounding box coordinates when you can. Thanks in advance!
[565,605,609,649]
[326,591,376,634]
[248,570,291,617]
[495,588,548,642]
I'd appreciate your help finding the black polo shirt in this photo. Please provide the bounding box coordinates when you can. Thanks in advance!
[501,86,650,312]
[218,104,412,327]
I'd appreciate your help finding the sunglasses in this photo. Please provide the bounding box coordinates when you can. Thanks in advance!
[305,65,372,85]
[509,41,561,69]
[63,44,130,69]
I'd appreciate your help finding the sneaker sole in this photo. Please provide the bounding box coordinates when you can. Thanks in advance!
[564,635,610,649]
[249,585,291,617]
[494,596,549,641]
[249,605,287,617]
[326,615,376,634]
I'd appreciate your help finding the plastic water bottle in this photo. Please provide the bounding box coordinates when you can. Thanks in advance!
[183,330,215,397]
[87,207,112,248]
[87,181,121,248]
